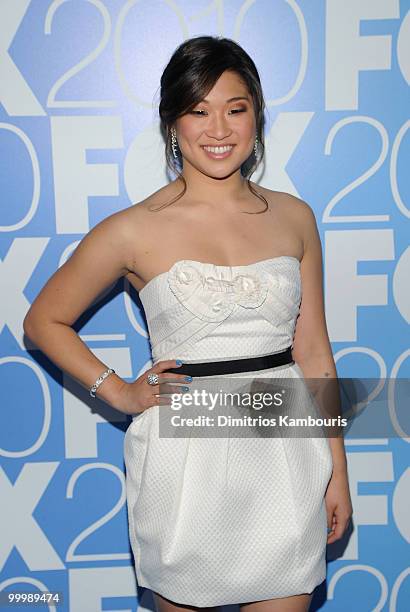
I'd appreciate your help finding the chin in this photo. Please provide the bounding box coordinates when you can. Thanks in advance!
[202,165,242,180]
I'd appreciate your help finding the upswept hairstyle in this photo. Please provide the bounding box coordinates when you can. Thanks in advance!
[155,35,269,214]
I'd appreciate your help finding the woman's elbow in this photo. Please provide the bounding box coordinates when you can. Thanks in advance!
[23,309,44,341]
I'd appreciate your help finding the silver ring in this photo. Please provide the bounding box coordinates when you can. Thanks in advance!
[147,373,159,386]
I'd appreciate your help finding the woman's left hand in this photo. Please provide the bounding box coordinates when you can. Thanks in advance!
[325,468,353,544]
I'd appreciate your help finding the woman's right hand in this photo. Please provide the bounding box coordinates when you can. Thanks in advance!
[115,360,191,416]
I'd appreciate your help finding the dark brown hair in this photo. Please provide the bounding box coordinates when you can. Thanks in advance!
[153,35,268,214]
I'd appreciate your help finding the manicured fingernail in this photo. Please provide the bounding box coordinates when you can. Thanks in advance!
[176,359,183,365]
[182,386,190,392]
[185,376,192,381]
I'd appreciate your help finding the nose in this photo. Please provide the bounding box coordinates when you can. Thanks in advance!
[205,111,232,141]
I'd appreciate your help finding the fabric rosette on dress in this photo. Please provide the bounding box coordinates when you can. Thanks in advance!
[167,259,269,322]
[167,259,300,324]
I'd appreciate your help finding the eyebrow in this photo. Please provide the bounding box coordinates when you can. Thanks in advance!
[201,96,250,103]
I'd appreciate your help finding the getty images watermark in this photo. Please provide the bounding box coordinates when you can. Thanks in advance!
[152,374,410,439]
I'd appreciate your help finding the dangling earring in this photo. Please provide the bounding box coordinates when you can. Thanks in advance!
[171,127,179,160]
[254,135,259,157]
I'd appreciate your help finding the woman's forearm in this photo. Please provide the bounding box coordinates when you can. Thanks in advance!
[23,319,127,411]
[295,351,348,473]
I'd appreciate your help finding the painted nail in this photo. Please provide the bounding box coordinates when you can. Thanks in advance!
[185,376,192,382]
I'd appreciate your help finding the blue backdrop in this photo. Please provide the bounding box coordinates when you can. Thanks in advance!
[1,1,409,610]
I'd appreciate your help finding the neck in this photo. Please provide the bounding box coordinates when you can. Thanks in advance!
[178,159,250,211]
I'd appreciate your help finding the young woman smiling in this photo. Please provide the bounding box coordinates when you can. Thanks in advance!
[24,36,352,612]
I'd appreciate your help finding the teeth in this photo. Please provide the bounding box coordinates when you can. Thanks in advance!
[203,145,233,154]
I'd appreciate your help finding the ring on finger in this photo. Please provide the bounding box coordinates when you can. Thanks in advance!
[147,373,159,386]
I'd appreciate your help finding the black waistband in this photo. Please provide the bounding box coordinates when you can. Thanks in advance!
[165,346,294,377]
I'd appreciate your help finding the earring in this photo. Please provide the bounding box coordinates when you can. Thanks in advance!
[254,135,259,157]
[171,127,179,159]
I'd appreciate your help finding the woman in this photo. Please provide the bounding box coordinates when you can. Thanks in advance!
[24,36,352,612]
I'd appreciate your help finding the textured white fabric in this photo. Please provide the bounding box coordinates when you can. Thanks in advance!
[123,256,333,606]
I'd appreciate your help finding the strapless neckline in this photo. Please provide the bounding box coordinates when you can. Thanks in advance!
[138,255,301,298]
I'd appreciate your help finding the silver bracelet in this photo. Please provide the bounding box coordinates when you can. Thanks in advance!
[90,368,115,398]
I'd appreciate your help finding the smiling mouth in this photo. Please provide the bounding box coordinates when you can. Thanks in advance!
[202,145,234,153]
[201,144,235,159]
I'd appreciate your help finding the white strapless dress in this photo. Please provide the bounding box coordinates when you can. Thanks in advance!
[123,256,333,606]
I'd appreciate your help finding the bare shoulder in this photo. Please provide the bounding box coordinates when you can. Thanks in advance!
[132,180,183,210]
[72,204,142,275]
[252,185,319,254]
[253,184,314,217]
[277,191,319,241]
[279,191,316,223]
[105,182,176,241]
[127,182,182,223]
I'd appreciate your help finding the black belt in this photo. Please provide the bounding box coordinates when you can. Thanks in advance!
[165,346,294,377]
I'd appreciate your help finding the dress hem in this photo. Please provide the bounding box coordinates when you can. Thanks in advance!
[135,574,327,607]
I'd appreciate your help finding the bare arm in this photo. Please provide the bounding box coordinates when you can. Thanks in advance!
[290,199,353,543]
[291,200,347,474]
[23,210,134,410]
